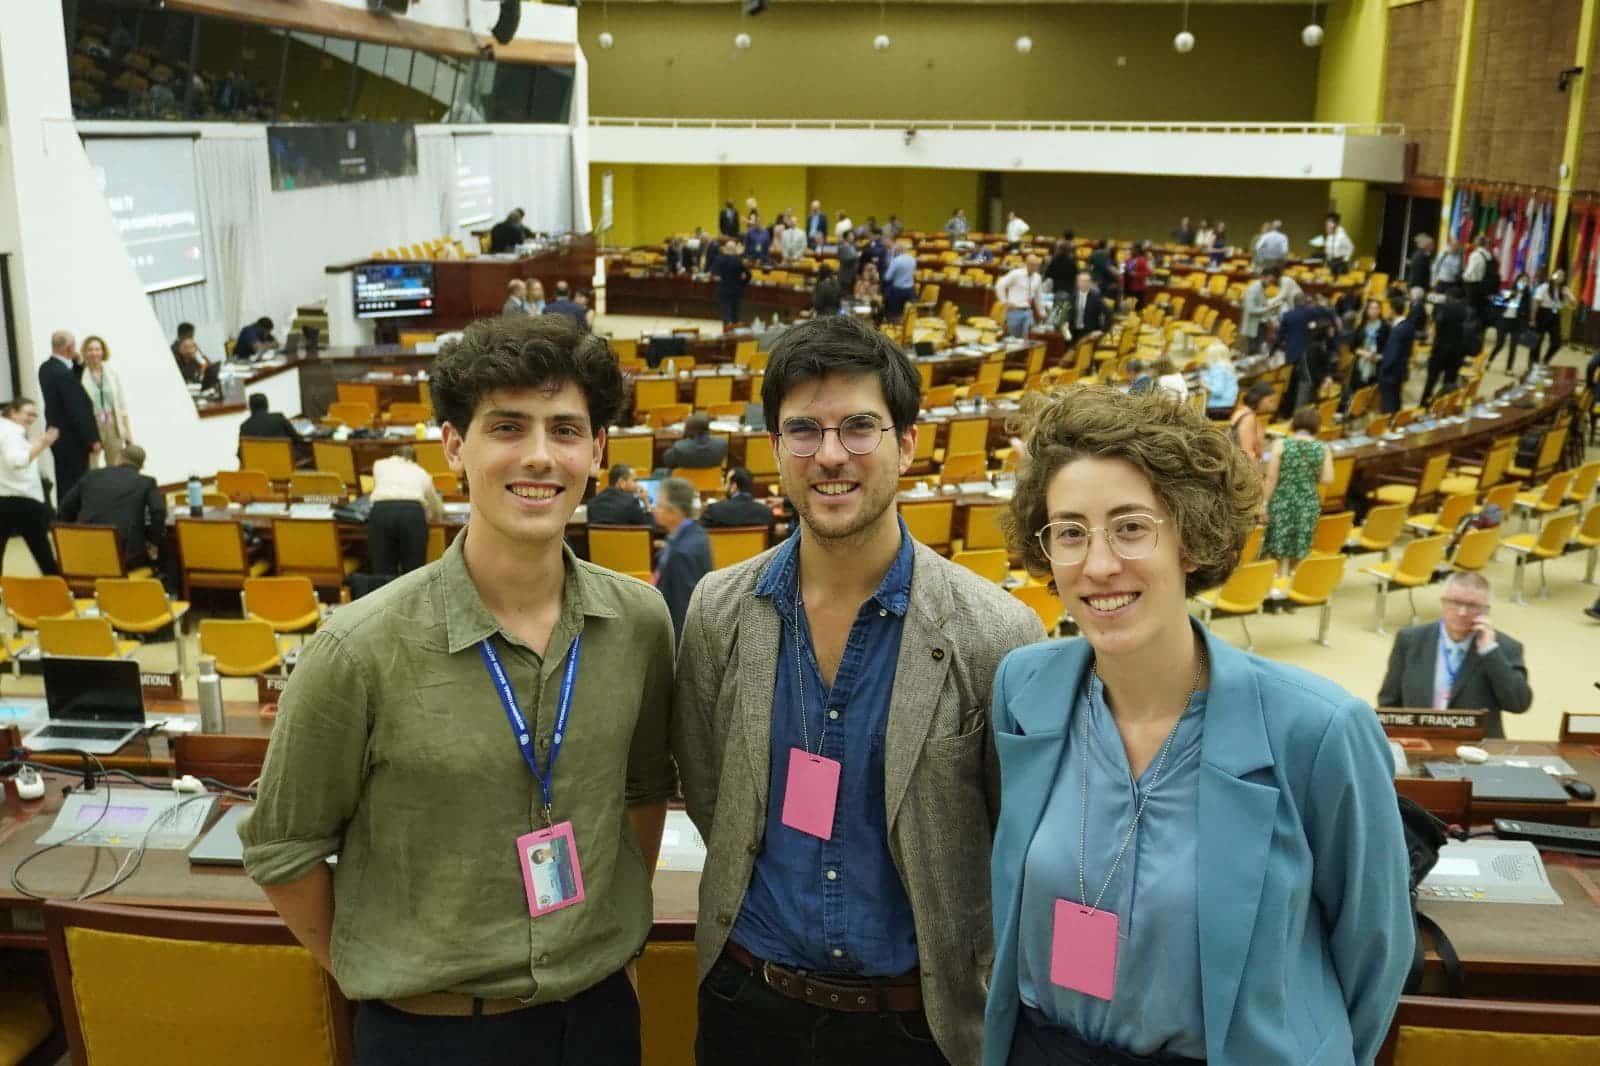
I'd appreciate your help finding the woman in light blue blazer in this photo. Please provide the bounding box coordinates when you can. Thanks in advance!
[985,387,1412,1066]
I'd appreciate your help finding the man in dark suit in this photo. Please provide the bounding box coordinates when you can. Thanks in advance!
[239,392,302,444]
[1377,572,1532,739]
[702,467,774,530]
[37,329,100,502]
[662,413,728,470]
[57,443,165,567]
[1377,296,1416,414]
[587,464,652,526]
[712,242,751,326]
[234,317,277,360]
[718,200,740,239]
[488,208,527,253]
[1405,233,1435,293]
[1063,271,1107,347]
[1422,284,1473,405]
[652,476,711,645]
[542,281,589,332]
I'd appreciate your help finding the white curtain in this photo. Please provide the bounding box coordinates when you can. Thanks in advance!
[490,126,573,233]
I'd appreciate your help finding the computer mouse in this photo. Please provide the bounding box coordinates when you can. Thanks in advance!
[1563,779,1596,802]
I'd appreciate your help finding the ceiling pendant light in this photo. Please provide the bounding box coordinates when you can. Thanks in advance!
[1015,35,1033,54]
[1174,0,1195,53]
[735,32,752,49]
[873,1,890,51]
[1302,3,1324,47]
[597,0,614,49]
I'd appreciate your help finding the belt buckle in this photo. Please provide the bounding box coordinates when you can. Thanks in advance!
[759,959,779,991]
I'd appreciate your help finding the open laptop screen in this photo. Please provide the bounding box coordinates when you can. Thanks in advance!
[43,658,146,724]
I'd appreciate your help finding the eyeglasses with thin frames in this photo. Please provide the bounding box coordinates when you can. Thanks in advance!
[776,415,895,458]
[1440,597,1488,616]
[1035,514,1165,568]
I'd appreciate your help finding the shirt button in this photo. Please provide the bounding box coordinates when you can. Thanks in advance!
[747,841,760,855]
[878,608,888,618]
[719,912,733,926]
[832,948,844,958]
[538,953,550,966]
[931,648,945,661]
[826,869,838,881]
[828,709,840,720]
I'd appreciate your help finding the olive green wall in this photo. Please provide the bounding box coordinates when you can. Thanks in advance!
[580,4,1320,122]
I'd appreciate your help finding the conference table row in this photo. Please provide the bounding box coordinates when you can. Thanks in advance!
[2,736,1597,1001]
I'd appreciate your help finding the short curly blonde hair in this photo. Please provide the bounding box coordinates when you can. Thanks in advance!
[1004,385,1263,596]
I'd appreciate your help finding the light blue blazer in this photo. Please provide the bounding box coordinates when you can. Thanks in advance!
[985,628,1413,1066]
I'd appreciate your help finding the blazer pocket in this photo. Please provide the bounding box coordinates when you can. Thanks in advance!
[922,714,985,760]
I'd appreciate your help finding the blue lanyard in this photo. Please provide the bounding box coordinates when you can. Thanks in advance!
[479,633,582,826]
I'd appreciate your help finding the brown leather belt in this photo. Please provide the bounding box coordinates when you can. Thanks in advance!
[723,942,923,1014]
[382,992,534,1017]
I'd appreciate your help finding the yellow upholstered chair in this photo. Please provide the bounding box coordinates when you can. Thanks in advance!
[606,434,657,473]
[242,576,324,637]
[1378,995,1600,1066]
[901,499,956,553]
[216,469,276,502]
[324,401,374,429]
[1479,481,1519,517]
[38,616,140,659]
[648,403,693,429]
[168,490,229,511]
[1565,459,1600,507]
[271,518,358,593]
[588,525,653,582]
[411,441,451,476]
[289,471,348,501]
[1360,533,1449,633]
[951,549,1009,583]
[52,523,154,594]
[672,465,725,494]
[743,438,781,492]
[1507,424,1569,481]
[312,441,361,492]
[1270,553,1347,647]
[1574,505,1600,584]
[1439,437,1515,496]
[175,518,271,600]
[385,401,432,425]
[1,575,89,660]
[1346,503,1408,559]
[939,451,989,486]
[336,382,380,410]
[1239,524,1266,565]
[944,416,991,459]
[637,939,697,1066]
[431,471,461,495]
[633,378,680,419]
[1406,492,1477,537]
[239,438,296,483]
[692,376,734,408]
[1502,509,1581,604]
[1449,526,1501,574]
[1193,559,1277,650]
[1310,511,1355,555]
[1011,584,1063,636]
[1515,470,1576,527]
[199,618,292,676]
[706,526,770,571]
[962,502,1006,551]
[1319,455,1356,511]
[43,900,352,1066]
[95,578,191,674]
[1372,452,1450,511]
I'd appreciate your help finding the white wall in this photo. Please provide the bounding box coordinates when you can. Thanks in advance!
[588,123,1409,183]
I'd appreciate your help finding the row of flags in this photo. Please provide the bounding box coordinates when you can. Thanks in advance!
[1563,200,1600,311]
[1446,186,1556,288]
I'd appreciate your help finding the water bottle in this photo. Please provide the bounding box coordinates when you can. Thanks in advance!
[187,475,204,516]
[414,422,426,440]
[197,656,225,734]
[665,358,675,377]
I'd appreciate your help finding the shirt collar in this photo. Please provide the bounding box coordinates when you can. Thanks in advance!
[756,515,914,619]
[440,530,613,655]
[1437,619,1472,656]
[667,518,697,545]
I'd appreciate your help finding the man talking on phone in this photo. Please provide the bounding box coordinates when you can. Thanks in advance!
[1377,571,1532,738]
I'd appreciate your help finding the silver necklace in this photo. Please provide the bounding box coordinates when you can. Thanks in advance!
[1078,644,1207,912]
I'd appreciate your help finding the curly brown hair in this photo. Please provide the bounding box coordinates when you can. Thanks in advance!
[1004,385,1263,596]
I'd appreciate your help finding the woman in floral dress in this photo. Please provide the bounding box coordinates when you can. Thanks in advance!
[1261,406,1334,577]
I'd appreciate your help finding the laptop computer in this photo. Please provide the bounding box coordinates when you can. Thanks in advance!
[1423,761,1572,803]
[189,804,251,868]
[742,403,766,432]
[634,478,662,507]
[23,658,148,755]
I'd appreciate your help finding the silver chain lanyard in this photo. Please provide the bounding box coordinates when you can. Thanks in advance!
[1078,644,1207,913]
[793,591,828,756]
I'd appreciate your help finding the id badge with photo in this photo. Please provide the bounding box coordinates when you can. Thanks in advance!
[516,821,585,918]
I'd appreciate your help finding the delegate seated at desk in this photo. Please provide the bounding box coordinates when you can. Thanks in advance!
[57,443,165,566]
[661,413,728,470]
[238,393,302,445]
[1377,572,1532,739]
[701,467,775,530]
[234,317,278,360]
[587,464,653,526]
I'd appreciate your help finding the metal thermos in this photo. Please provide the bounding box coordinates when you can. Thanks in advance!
[197,656,225,734]
[187,475,204,517]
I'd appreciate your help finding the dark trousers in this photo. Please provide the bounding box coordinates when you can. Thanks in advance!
[719,292,742,326]
[50,442,88,504]
[884,285,915,320]
[355,970,639,1066]
[695,953,948,1066]
[1008,1007,1204,1066]
[0,496,58,575]
[368,500,427,575]
[1534,309,1562,363]
[1379,379,1404,414]
[1420,356,1459,405]
[1490,320,1529,370]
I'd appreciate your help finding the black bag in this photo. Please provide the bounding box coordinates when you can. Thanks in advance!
[1398,794,1465,996]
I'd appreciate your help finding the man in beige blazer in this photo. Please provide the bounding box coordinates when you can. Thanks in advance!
[672,315,1043,1066]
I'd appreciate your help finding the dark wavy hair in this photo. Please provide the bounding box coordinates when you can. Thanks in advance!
[430,314,624,435]
[1003,385,1262,596]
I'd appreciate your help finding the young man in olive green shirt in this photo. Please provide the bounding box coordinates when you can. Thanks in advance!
[240,315,675,1065]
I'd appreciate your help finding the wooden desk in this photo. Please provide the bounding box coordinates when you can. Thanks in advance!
[191,356,307,419]
[1397,740,1600,828]
[0,773,697,950]
[24,701,277,777]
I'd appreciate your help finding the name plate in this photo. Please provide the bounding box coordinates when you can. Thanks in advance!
[1376,707,1487,740]
[257,674,291,707]
[300,495,345,505]
[141,671,182,701]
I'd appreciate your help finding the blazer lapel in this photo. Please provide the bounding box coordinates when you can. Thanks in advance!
[885,545,953,831]
[1196,629,1280,1060]
[736,584,782,807]
[1414,625,1441,707]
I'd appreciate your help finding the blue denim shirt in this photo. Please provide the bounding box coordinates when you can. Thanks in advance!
[730,518,919,975]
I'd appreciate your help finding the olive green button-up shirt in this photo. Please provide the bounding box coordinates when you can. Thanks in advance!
[239,533,676,1003]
